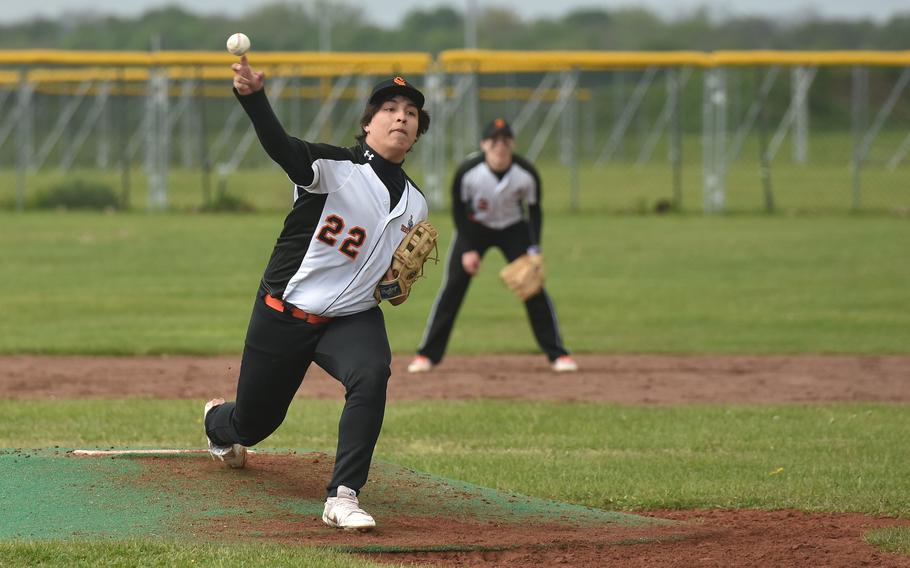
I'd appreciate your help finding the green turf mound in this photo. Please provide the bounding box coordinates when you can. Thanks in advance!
[0,448,677,551]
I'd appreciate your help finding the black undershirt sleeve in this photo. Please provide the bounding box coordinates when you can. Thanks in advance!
[235,88,315,187]
[528,202,542,249]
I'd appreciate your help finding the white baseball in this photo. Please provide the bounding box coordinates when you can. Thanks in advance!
[226,33,251,56]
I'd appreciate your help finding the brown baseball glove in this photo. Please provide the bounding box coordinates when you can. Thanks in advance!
[375,220,439,304]
[499,254,545,300]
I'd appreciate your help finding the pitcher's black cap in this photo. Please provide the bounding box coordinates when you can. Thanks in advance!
[369,76,425,109]
[482,117,514,139]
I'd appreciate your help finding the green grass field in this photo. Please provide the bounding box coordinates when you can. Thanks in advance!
[3,400,909,516]
[1,165,909,565]
[1,211,908,354]
[0,540,399,568]
[866,527,910,555]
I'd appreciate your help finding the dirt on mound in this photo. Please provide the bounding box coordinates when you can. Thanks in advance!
[374,509,910,568]
[137,453,910,568]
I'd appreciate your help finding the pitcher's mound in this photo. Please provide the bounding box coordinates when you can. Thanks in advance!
[3,448,698,564]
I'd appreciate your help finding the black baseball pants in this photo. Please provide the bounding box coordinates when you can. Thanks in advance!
[417,221,569,364]
[205,292,391,498]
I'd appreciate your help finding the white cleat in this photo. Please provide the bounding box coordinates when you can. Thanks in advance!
[203,398,247,469]
[322,485,376,532]
[552,355,579,373]
[407,355,433,373]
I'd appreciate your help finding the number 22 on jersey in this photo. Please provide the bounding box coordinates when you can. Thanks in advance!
[316,214,366,260]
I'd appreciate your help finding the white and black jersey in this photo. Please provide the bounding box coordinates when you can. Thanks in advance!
[451,153,542,249]
[415,151,569,364]
[237,89,428,317]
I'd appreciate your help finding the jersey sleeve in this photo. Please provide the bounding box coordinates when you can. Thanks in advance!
[401,180,430,223]
[296,146,359,195]
[418,193,430,222]
[516,156,543,250]
[451,156,484,249]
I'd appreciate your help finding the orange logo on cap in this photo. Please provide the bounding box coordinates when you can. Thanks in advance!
[394,76,407,86]
[495,118,505,128]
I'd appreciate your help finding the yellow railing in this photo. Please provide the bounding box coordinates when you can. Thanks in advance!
[0,50,431,75]
[438,49,910,71]
[0,49,908,90]
[438,50,712,72]
[0,49,908,73]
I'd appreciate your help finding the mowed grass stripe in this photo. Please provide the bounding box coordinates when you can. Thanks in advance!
[1,212,908,354]
[2,399,908,516]
[0,540,405,568]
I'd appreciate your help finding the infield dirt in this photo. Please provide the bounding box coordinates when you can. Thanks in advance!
[2,354,909,567]
[2,353,908,404]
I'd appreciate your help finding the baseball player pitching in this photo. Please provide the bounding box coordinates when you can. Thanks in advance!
[204,55,433,532]
[409,118,578,374]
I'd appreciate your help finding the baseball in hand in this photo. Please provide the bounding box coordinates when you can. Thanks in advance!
[226,33,251,56]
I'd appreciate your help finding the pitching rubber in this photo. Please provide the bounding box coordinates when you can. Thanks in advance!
[71,449,256,457]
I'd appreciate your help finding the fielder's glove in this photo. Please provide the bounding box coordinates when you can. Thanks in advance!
[375,220,439,304]
[499,253,545,300]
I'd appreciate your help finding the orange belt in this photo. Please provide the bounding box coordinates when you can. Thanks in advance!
[264,294,333,324]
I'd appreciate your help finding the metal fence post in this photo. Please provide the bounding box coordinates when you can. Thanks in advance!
[669,67,683,209]
[702,67,727,213]
[422,69,445,210]
[792,66,810,164]
[560,70,580,212]
[851,65,868,211]
[145,66,170,210]
[15,67,33,212]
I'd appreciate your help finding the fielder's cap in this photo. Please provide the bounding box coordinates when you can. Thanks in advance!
[482,117,514,140]
[368,76,425,109]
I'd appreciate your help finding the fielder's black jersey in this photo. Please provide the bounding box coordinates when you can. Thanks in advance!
[237,89,428,317]
[451,153,543,250]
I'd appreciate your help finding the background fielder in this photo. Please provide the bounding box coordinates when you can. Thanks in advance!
[204,55,431,531]
[409,118,578,374]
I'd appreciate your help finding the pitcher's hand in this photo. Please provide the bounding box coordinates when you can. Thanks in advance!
[232,55,264,95]
[462,251,481,275]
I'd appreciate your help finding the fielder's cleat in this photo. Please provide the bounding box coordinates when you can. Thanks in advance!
[552,355,579,373]
[322,485,376,532]
[407,355,433,373]
[203,398,247,469]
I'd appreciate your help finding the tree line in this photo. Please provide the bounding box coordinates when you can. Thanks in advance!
[0,3,908,53]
